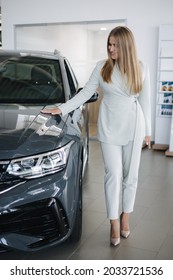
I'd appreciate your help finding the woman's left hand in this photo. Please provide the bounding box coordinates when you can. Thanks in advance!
[145,136,151,149]
[41,107,62,115]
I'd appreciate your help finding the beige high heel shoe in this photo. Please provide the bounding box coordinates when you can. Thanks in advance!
[120,213,130,239]
[110,221,120,247]
[120,229,130,239]
[110,237,120,246]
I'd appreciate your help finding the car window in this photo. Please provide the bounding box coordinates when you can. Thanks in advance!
[64,59,78,97]
[0,56,65,104]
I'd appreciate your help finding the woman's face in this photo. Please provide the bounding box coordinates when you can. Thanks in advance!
[108,36,119,60]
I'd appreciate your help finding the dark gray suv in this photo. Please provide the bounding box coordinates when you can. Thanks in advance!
[0,49,97,252]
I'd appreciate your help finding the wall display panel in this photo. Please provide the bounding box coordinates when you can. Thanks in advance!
[0,8,1,48]
[153,24,173,156]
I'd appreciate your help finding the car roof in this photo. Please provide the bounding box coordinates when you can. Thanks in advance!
[0,49,63,61]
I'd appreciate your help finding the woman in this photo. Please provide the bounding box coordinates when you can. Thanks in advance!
[42,26,151,247]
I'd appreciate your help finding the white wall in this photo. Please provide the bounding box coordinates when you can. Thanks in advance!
[15,21,124,86]
[1,0,173,140]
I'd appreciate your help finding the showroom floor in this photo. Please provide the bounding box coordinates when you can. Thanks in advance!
[1,139,173,260]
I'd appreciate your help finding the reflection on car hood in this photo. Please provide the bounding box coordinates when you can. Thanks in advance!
[0,104,67,159]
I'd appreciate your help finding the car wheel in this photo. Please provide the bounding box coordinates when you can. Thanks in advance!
[69,159,83,243]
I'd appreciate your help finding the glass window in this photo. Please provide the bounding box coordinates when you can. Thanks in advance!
[64,59,78,97]
[0,55,65,104]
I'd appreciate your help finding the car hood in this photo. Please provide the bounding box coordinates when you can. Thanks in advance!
[0,104,68,159]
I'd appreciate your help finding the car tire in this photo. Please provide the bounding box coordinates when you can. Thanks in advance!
[69,159,83,243]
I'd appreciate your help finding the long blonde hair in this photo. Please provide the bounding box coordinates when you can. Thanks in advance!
[101,26,142,94]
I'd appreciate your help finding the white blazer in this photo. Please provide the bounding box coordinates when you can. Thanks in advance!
[59,60,151,145]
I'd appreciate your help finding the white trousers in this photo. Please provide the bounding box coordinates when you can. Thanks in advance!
[100,141,142,219]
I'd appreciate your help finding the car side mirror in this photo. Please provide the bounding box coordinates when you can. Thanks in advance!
[86,92,99,103]
[77,88,99,103]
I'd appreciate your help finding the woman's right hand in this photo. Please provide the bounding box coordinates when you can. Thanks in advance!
[145,136,151,149]
[41,107,62,115]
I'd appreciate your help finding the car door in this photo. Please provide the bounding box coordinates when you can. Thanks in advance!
[63,59,89,170]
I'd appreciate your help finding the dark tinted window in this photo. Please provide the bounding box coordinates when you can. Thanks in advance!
[0,55,65,104]
[64,59,78,97]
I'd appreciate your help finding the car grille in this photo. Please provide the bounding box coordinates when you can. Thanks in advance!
[0,177,25,194]
[0,198,69,249]
[0,162,25,194]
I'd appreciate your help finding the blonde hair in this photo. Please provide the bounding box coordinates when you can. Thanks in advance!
[101,26,142,94]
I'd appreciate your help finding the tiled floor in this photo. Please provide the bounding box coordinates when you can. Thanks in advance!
[1,139,173,260]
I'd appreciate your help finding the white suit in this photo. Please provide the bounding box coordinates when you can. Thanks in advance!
[59,60,151,219]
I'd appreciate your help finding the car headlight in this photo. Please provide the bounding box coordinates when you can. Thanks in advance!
[7,141,74,179]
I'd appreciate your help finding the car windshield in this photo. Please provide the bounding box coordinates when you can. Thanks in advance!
[0,55,65,104]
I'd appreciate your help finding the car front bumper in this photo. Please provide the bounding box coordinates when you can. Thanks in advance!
[0,146,81,252]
